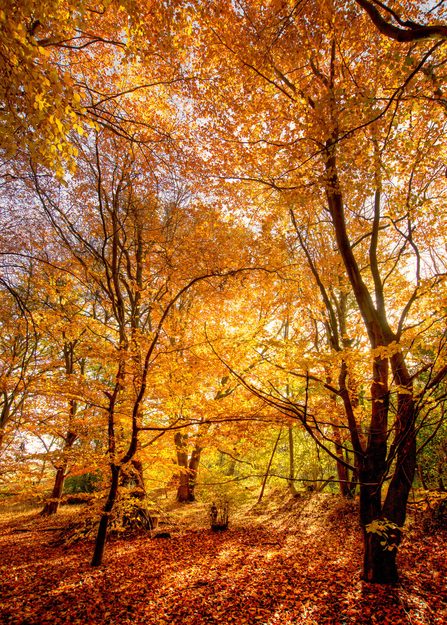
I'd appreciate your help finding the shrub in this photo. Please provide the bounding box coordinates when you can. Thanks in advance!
[64,471,102,494]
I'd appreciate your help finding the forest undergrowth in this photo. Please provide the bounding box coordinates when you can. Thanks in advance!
[1,490,446,625]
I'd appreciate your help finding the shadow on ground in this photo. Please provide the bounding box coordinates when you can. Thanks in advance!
[0,495,445,624]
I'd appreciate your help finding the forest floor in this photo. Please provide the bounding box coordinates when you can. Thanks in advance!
[0,489,446,625]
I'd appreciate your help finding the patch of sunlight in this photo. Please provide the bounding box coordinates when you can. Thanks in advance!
[264,606,292,625]
[396,587,431,616]
[261,602,319,625]
[215,546,241,564]
[110,542,141,557]
[162,563,202,589]
[8,550,83,572]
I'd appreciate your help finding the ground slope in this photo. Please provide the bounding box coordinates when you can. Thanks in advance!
[0,492,445,624]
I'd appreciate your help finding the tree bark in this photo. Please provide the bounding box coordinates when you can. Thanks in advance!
[91,464,120,567]
[332,422,349,497]
[41,429,77,516]
[188,443,203,502]
[175,432,190,502]
[355,0,447,42]
[175,433,203,502]
[287,425,298,496]
[418,463,428,490]
[41,466,66,516]
[258,428,282,504]
[329,387,349,497]
[362,528,399,584]
[324,140,416,583]
[42,343,82,516]
[131,458,146,498]
[226,457,237,476]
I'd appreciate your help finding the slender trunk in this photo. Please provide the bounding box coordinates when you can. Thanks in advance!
[357,378,414,586]
[347,448,358,497]
[226,457,236,476]
[378,358,416,582]
[91,464,120,567]
[438,458,445,491]
[41,467,66,516]
[175,432,189,502]
[418,463,428,490]
[42,342,82,516]
[258,428,282,504]
[383,355,416,520]
[359,472,399,583]
[188,443,202,501]
[330,415,349,497]
[131,458,146,499]
[359,356,415,583]
[175,433,203,502]
[41,429,77,516]
[0,396,11,453]
[287,426,298,496]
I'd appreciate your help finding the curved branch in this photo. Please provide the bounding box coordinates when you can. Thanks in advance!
[355,0,447,41]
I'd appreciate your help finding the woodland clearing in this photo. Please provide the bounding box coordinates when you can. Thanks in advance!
[0,490,446,625]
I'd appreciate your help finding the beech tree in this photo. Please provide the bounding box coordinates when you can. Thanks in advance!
[180,0,447,583]
[38,280,88,516]
[2,0,447,586]
[26,124,260,563]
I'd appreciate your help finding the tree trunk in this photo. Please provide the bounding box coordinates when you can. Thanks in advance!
[121,458,146,498]
[347,450,358,498]
[41,429,77,516]
[91,464,120,567]
[41,467,65,516]
[175,433,203,502]
[417,463,428,490]
[188,443,203,502]
[175,432,190,502]
[323,142,418,583]
[131,458,146,498]
[226,457,237,476]
[287,425,298,496]
[258,428,282,504]
[362,527,399,584]
[41,343,81,517]
[331,419,349,497]
[437,459,445,491]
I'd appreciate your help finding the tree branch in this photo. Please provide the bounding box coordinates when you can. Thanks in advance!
[355,0,447,41]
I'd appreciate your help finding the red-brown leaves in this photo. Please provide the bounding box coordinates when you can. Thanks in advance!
[1,499,446,624]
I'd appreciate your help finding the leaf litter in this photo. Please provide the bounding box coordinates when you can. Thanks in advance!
[0,492,446,625]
